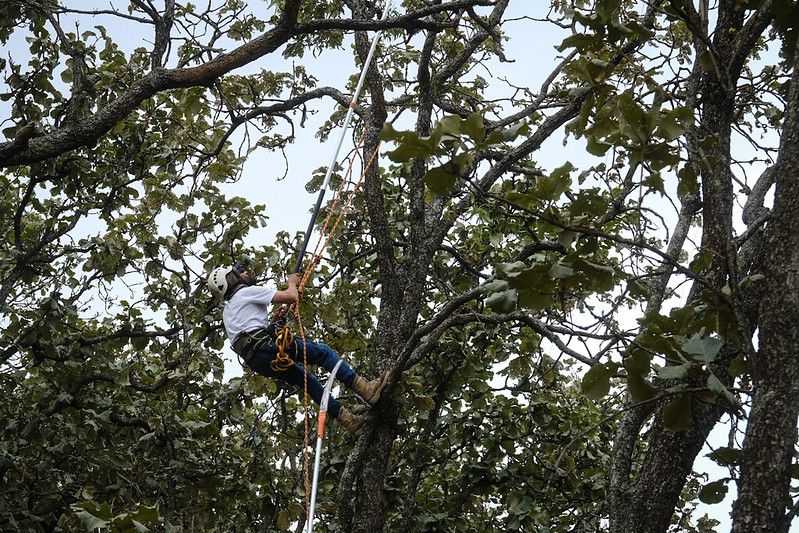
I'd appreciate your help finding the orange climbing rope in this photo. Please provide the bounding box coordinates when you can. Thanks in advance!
[269,129,378,373]
[272,130,381,520]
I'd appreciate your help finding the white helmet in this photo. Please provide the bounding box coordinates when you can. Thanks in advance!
[207,267,232,299]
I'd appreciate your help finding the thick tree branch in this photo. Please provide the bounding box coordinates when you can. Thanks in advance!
[298,0,493,33]
[0,0,301,168]
[432,0,510,86]
[646,193,701,312]
[731,0,778,74]
[200,87,351,166]
[609,399,655,513]
[54,5,152,24]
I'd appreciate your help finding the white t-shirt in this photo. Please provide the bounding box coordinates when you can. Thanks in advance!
[222,285,278,344]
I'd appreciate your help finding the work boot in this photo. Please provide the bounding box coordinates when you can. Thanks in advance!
[337,407,363,437]
[351,370,389,406]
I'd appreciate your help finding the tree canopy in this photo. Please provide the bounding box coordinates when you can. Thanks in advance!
[2,0,799,532]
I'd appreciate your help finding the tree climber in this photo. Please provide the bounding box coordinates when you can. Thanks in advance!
[207,259,388,436]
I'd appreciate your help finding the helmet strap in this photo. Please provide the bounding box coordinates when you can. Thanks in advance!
[227,283,247,300]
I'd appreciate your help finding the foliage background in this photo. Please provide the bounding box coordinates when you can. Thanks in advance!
[1,0,797,532]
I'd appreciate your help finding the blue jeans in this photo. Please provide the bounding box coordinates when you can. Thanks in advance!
[245,338,356,418]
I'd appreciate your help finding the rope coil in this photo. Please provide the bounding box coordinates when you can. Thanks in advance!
[270,326,296,372]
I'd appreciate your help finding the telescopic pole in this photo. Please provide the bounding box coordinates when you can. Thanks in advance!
[306,360,343,533]
[293,0,392,274]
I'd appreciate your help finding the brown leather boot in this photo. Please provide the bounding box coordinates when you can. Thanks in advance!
[337,407,363,436]
[351,370,389,406]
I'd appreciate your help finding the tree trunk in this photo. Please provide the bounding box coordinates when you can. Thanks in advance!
[609,3,774,530]
[731,48,799,533]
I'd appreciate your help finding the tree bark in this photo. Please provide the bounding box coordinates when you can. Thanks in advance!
[731,47,799,533]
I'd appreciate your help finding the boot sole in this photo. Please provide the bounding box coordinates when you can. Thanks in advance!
[366,371,390,406]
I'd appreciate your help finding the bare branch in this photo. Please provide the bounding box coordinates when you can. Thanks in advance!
[405,309,599,368]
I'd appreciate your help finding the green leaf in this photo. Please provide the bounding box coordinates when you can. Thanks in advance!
[131,335,149,351]
[643,172,665,195]
[662,394,692,431]
[437,115,462,136]
[73,509,109,530]
[386,143,422,163]
[144,260,162,277]
[497,260,526,277]
[533,163,573,201]
[657,362,691,380]
[586,136,612,156]
[628,279,650,298]
[641,142,681,170]
[557,33,602,52]
[383,127,437,162]
[549,262,574,279]
[681,333,722,363]
[504,191,538,209]
[516,288,554,310]
[689,248,713,274]
[574,258,616,292]
[655,111,685,141]
[131,519,150,532]
[380,122,405,141]
[624,348,651,376]
[72,501,114,528]
[482,279,509,293]
[558,230,576,249]
[116,372,130,386]
[423,166,458,196]
[463,112,486,142]
[501,122,530,142]
[581,363,612,400]
[707,373,726,394]
[707,373,738,407]
[706,447,742,466]
[627,373,657,402]
[677,164,699,197]
[698,479,729,504]
[485,289,518,314]
[616,92,649,142]
[551,161,575,181]
[277,509,292,530]
[504,263,549,287]
[412,395,436,411]
[729,355,749,377]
